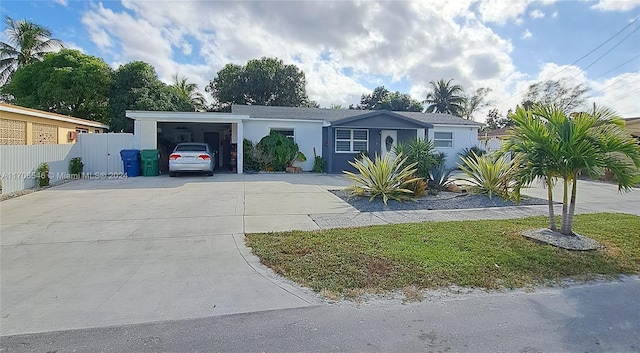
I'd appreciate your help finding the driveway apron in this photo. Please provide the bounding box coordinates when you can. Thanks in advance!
[0,174,351,335]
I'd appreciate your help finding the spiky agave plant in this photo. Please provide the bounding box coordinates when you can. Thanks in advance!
[457,152,517,199]
[343,153,419,205]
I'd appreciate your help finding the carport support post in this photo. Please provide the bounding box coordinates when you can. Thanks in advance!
[236,121,243,174]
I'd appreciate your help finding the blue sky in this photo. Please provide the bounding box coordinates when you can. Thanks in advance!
[2,0,639,119]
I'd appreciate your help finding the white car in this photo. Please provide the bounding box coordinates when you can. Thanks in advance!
[169,143,216,177]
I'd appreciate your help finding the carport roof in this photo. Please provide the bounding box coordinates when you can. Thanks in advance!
[126,110,249,123]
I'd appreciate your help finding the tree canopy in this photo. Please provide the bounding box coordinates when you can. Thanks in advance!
[521,78,589,113]
[424,79,465,116]
[206,57,315,111]
[1,16,64,86]
[357,86,423,112]
[485,108,515,130]
[172,73,207,111]
[2,49,112,123]
[109,61,193,132]
[460,87,492,120]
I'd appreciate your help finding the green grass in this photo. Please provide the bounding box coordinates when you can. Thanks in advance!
[245,213,640,296]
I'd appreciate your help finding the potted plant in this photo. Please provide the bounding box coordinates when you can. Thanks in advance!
[286,151,307,173]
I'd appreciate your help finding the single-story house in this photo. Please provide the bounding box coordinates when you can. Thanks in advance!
[0,103,108,145]
[126,105,483,174]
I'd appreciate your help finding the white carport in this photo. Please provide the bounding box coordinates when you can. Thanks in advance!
[126,110,249,174]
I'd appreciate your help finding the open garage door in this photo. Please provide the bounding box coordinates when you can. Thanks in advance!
[157,122,234,173]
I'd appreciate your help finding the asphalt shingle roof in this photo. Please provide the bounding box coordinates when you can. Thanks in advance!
[231,105,483,126]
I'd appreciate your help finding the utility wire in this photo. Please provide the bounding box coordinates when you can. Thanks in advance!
[494,15,640,105]
[598,87,640,104]
[592,53,640,80]
[576,24,640,74]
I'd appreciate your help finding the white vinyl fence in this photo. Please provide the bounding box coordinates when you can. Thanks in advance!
[76,133,134,175]
[0,144,78,194]
[0,133,134,194]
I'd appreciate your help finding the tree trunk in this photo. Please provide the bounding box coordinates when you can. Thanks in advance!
[560,177,569,234]
[546,177,556,231]
[564,177,578,236]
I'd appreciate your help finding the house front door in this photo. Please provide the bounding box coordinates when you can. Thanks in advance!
[380,130,397,160]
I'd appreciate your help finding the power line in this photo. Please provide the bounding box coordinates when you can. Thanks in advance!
[592,53,640,80]
[577,24,640,74]
[598,87,640,104]
[494,15,640,106]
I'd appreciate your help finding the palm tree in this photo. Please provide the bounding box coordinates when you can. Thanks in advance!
[423,79,465,116]
[505,103,640,236]
[172,73,207,111]
[503,106,562,231]
[1,16,64,86]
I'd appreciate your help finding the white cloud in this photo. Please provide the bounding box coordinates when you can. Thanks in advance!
[530,9,545,18]
[552,11,558,18]
[522,29,533,39]
[590,71,640,117]
[592,0,640,11]
[475,0,558,24]
[53,0,68,6]
[480,63,639,122]
[80,0,520,107]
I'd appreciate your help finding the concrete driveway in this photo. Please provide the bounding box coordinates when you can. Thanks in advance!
[0,173,353,335]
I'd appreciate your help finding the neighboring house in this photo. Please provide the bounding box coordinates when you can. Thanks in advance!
[126,105,482,174]
[477,127,511,153]
[0,103,108,145]
[625,117,640,139]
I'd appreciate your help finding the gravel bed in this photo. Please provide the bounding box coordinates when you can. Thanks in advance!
[0,180,73,202]
[331,190,548,212]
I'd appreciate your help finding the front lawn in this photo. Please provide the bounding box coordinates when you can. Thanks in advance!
[245,213,640,297]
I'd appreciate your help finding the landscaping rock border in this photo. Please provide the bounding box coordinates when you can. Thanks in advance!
[522,228,601,251]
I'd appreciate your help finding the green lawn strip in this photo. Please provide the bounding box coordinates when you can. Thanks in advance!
[245,213,640,295]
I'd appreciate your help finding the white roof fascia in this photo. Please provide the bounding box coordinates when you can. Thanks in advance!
[1,105,109,128]
[248,117,325,123]
[126,110,249,123]
[432,124,481,128]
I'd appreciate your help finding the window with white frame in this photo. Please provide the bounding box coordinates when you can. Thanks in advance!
[270,128,295,140]
[433,132,453,148]
[335,129,368,153]
[75,128,89,134]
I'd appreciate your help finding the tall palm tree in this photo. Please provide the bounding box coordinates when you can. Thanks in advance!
[172,73,207,111]
[1,16,64,86]
[423,79,465,116]
[505,103,640,236]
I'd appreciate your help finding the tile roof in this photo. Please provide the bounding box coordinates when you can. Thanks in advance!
[231,105,483,127]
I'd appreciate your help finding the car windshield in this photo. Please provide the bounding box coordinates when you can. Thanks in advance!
[175,144,207,152]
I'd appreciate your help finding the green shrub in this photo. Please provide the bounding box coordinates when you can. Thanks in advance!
[459,146,486,163]
[69,157,84,178]
[256,131,301,171]
[313,156,326,173]
[343,153,419,205]
[457,152,516,199]
[393,138,440,179]
[243,139,266,172]
[35,162,50,187]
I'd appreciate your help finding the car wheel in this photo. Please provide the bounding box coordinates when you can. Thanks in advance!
[169,172,176,177]
[207,171,213,176]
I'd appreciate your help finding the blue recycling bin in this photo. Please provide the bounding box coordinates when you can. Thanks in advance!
[120,149,141,177]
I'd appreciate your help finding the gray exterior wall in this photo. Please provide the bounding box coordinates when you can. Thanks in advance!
[324,127,420,174]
